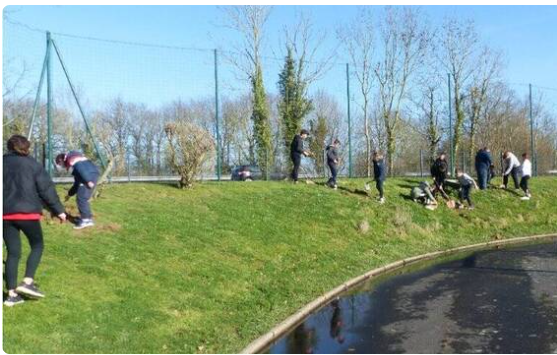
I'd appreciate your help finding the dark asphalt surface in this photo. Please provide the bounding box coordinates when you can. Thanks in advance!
[268,239,557,354]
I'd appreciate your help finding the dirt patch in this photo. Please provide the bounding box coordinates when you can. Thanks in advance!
[72,222,122,236]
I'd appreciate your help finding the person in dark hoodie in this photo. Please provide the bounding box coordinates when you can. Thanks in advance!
[365,151,386,204]
[55,151,100,229]
[475,147,492,190]
[326,139,341,189]
[430,152,449,200]
[3,135,67,306]
[290,129,310,183]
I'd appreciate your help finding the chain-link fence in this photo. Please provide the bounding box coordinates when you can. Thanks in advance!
[3,19,557,183]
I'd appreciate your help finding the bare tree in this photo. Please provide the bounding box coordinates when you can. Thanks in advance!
[437,17,479,171]
[220,6,271,79]
[164,122,215,189]
[374,7,430,175]
[467,46,503,162]
[221,5,273,177]
[337,8,375,177]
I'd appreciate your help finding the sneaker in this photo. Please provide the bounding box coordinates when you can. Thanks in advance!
[4,294,24,307]
[379,197,385,204]
[520,196,531,201]
[74,219,94,230]
[333,184,338,190]
[364,183,371,191]
[16,282,45,298]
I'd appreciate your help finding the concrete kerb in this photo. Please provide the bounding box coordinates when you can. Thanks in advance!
[241,233,557,354]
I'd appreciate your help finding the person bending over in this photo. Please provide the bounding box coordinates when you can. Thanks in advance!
[501,151,520,189]
[430,152,449,200]
[56,151,100,229]
[456,169,479,209]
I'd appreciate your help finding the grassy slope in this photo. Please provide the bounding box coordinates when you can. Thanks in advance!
[3,177,557,353]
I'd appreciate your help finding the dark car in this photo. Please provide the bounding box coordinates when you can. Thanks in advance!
[231,165,262,181]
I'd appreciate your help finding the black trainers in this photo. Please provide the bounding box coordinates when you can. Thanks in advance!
[16,282,45,298]
[4,294,25,307]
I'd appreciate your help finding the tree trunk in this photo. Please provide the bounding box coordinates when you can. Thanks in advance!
[387,128,396,176]
[364,107,372,178]
[92,158,114,199]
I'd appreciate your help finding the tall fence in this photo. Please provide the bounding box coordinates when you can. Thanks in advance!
[3,19,557,182]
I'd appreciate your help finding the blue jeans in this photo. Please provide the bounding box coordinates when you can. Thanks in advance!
[476,167,488,190]
[77,184,95,219]
[327,163,338,186]
[460,184,473,206]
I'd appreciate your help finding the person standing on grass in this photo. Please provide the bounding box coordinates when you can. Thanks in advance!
[326,139,341,189]
[3,135,67,307]
[475,147,492,190]
[290,129,310,184]
[501,150,521,190]
[456,168,479,209]
[430,152,449,200]
[55,151,100,229]
[371,151,387,204]
[519,153,532,200]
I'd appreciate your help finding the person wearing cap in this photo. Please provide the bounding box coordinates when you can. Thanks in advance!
[55,151,100,229]
[3,135,67,306]
[290,129,310,183]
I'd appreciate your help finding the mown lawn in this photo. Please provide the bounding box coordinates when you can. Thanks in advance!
[3,177,557,353]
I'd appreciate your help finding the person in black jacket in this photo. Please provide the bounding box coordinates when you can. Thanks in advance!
[290,129,310,183]
[3,135,66,306]
[56,151,100,229]
[430,152,449,200]
[475,147,492,190]
[365,151,387,204]
[326,139,341,189]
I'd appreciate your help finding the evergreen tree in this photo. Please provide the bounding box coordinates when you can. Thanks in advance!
[309,114,329,176]
[278,47,313,167]
[251,63,273,179]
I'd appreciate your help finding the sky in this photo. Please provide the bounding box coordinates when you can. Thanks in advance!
[3,5,557,110]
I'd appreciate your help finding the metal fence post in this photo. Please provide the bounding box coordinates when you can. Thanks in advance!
[529,83,536,176]
[214,49,222,181]
[346,63,353,178]
[51,39,107,170]
[28,52,48,140]
[419,150,424,178]
[448,73,453,177]
[46,31,53,175]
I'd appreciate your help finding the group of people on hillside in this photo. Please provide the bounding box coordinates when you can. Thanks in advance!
[3,135,100,306]
[289,129,386,204]
[417,148,533,210]
[290,129,533,210]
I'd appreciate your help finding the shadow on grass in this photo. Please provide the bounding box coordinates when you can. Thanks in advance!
[337,185,370,198]
[399,193,415,202]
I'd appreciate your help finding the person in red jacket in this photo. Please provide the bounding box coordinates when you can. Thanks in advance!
[3,135,66,306]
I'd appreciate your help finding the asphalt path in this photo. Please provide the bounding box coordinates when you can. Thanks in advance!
[268,239,557,354]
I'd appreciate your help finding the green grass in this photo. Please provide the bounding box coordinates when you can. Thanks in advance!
[3,177,557,353]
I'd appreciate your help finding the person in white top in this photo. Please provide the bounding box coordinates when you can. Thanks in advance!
[501,151,521,189]
[519,153,532,200]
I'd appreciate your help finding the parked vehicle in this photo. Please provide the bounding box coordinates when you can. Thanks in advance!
[231,165,262,181]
